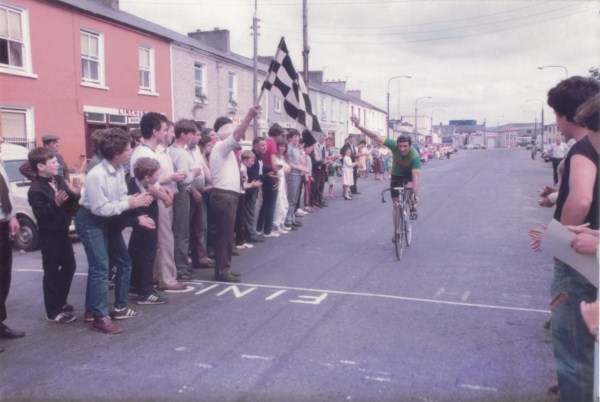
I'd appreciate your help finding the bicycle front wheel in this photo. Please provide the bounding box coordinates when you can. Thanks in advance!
[393,205,402,260]
[403,201,412,246]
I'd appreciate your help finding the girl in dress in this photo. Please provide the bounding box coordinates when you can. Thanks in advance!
[342,147,358,200]
[273,139,291,234]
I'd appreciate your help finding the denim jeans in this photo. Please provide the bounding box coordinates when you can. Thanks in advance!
[551,259,597,402]
[285,174,301,225]
[76,207,131,318]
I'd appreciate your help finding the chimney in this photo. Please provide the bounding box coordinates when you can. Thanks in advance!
[96,0,119,10]
[324,80,346,93]
[188,28,230,53]
[347,90,361,99]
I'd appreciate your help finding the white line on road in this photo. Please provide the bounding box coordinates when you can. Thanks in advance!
[365,376,393,383]
[241,354,272,361]
[459,383,498,392]
[15,269,550,314]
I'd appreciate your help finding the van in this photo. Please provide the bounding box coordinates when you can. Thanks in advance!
[0,143,40,251]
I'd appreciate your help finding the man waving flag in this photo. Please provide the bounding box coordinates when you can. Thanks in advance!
[261,37,322,145]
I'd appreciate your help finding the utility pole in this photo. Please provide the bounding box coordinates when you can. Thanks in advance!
[302,0,309,86]
[252,0,259,138]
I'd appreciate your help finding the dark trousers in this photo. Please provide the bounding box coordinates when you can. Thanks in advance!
[311,167,326,205]
[190,195,209,266]
[244,189,259,239]
[40,229,76,318]
[128,225,158,297]
[257,177,278,235]
[0,222,12,323]
[551,157,562,185]
[209,189,238,277]
[351,166,359,193]
[235,194,247,246]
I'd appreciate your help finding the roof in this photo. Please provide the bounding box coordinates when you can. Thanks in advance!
[53,0,269,72]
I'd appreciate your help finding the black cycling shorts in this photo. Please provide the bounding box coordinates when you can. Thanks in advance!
[390,174,412,198]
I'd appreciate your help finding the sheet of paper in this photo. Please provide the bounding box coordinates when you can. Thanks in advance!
[541,219,599,287]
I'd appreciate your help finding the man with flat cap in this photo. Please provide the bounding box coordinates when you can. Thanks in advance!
[20,134,70,181]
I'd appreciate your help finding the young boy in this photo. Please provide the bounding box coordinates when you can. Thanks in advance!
[76,128,152,334]
[27,147,81,323]
[127,157,168,305]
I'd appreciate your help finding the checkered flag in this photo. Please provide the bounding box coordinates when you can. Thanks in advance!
[261,37,322,144]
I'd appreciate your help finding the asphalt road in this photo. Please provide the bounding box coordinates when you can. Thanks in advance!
[1,148,558,402]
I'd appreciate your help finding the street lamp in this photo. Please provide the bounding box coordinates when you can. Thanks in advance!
[538,65,569,79]
[526,98,545,152]
[429,108,445,138]
[414,96,432,139]
[386,75,411,138]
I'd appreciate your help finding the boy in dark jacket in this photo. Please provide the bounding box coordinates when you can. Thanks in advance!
[127,157,168,305]
[27,147,81,323]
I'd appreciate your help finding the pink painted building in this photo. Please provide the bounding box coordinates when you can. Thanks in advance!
[0,0,172,165]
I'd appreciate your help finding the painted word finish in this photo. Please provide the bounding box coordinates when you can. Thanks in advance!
[190,282,328,305]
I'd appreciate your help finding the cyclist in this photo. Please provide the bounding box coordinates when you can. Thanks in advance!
[350,116,421,230]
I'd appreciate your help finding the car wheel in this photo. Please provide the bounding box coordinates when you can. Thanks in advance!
[13,216,39,252]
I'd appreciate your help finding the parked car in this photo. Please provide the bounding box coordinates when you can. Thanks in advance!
[1,143,77,251]
[1,143,39,251]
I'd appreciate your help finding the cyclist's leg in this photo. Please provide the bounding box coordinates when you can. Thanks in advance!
[390,175,403,240]
[405,185,418,220]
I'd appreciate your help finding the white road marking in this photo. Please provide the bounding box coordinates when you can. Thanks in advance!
[164,286,195,293]
[241,354,272,361]
[365,376,393,383]
[14,269,550,314]
[194,362,213,369]
[340,360,357,365]
[175,346,187,352]
[459,383,498,392]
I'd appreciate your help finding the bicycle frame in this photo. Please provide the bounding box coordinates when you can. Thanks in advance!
[381,186,413,260]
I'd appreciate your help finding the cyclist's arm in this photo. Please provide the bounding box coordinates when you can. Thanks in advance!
[353,121,383,145]
[412,170,420,198]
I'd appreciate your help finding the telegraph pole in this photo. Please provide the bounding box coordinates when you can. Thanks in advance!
[302,0,309,86]
[252,0,259,138]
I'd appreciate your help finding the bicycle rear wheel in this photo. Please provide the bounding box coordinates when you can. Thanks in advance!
[393,204,402,260]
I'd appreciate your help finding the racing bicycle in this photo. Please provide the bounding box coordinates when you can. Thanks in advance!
[381,184,415,260]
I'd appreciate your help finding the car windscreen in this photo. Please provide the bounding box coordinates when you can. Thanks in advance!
[3,160,29,183]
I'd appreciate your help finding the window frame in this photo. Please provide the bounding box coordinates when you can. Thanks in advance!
[0,3,35,78]
[194,63,207,104]
[227,72,238,108]
[138,45,157,95]
[0,106,35,147]
[80,28,107,89]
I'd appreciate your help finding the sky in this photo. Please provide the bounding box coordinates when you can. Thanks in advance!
[120,0,599,127]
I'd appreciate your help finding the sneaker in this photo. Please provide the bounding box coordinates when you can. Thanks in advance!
[263,231,280,238]
[137,292,169,305]
[295,209,308,216]
[283,223,297,231]
[244,243,254,249]
[235,244,246,250]
[277,227,290,234]
[47,312,77,324]
[410,207,418,221]
[84,311,94,323]
[248,236,265,243]
[160,282,188,292]
[111,306,142,320]
[62,303,75,313]
[93,316,123,334]
[292,221,303,227]
[177,270,193,281]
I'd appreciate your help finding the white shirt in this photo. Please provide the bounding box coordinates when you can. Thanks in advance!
[156,144,178,196]
[209,135,241,193]
[80,159,130,217]
[550,142,569,159]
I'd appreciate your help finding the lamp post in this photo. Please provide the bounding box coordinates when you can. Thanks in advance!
[526,98,545,152]
[414,96,432,141]
[386,75,411,138]
[429,108,445,140]
[538,65,569,79]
